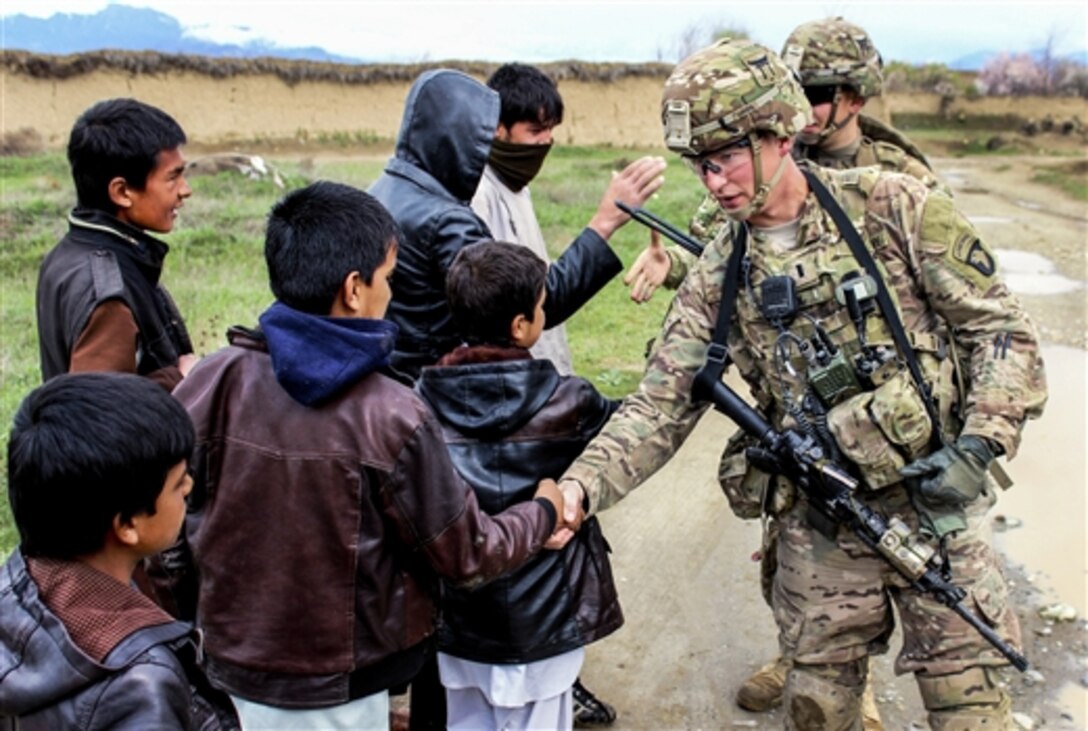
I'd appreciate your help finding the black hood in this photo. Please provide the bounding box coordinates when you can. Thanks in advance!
[392,69,500,202]
[417,359,561,439]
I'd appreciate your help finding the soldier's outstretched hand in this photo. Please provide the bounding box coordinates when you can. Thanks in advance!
[588,156,666,240]
[542,478,586,549]
[624,230,671,303]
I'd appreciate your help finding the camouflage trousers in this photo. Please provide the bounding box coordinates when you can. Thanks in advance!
[771,483,1020,729]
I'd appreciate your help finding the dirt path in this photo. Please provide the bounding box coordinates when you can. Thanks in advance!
[580,153,1088,730]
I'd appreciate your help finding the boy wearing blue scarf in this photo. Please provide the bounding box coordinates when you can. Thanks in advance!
[150,182,565,730]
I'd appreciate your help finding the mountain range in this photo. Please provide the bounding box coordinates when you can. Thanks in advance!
[2,4,1084,70]
[2,4,364,64]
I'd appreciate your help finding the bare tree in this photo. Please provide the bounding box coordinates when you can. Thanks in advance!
[672,19,750,61]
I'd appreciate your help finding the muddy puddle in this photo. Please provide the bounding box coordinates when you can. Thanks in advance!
[996,248,1086,295]
[991,259,1086,728]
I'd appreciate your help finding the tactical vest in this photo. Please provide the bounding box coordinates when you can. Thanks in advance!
[723,168,959,493]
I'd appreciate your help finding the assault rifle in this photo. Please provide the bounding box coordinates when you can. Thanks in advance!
[692,370,1030,672]
[615,200,704,257]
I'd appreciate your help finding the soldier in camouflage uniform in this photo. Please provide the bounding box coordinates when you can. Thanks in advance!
[628,18,944,302]
[627,20,955,718]
[557,39,1046,730]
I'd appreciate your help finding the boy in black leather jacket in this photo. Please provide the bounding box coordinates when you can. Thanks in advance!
[0,373,238,730]
[417,241,624,730]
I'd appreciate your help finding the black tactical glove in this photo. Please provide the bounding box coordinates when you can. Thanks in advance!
[900,434,995,507]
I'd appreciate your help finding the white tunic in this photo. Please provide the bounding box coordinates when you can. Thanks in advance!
[471,164,575,375]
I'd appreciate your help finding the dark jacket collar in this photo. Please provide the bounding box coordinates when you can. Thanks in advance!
[0,549,194,715]
[68,207,170,276]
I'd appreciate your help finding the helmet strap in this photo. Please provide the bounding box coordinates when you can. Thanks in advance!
[816,87,859,143]
[729,133,789,220]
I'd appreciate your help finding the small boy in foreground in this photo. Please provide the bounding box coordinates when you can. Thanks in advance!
[416,240,623,730]
[37,98,197,389]
[0,373,238,729]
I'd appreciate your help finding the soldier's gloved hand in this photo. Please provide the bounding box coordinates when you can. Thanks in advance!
[900,435,995,506]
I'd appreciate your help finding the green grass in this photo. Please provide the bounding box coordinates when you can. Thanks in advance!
[0,146,704,555]
[1032,160,1088,201]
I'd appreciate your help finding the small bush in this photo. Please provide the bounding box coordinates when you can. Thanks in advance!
[1,127,45,156]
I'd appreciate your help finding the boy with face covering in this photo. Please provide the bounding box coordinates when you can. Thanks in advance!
[468,63,621,727]
[473,63,657,382]
[371,69,665,382]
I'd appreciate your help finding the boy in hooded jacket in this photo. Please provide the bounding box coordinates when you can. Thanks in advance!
[416,240,623,730]
[369,68,665,381]
[149,183,566,730]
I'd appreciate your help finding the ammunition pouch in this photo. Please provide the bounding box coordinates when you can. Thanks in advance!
[826,368,934,490]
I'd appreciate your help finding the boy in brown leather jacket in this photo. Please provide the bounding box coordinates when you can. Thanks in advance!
[150,182,565,729]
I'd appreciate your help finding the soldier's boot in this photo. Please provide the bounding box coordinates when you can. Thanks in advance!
[917,667,1015,730]
[735,656,790,711]
[783,660,867,731]
[860,682,883,731]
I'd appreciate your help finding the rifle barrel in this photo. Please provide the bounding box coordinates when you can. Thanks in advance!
[950,601,1029,671]
[614,200,704,258]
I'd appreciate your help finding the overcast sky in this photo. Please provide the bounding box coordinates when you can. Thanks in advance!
[3,0,1086,65]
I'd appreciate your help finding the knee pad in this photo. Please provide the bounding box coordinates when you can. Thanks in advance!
[785,660,867,731]
[917,667,1013,730]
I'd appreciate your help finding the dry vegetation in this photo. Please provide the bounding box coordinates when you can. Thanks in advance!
[1,49,673,85]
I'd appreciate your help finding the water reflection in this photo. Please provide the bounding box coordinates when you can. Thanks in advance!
[996,248,1085,295]
[993,343,1086,727]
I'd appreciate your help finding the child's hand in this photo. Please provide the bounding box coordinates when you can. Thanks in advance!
[178,353,200,376]
[533,478,565,531]
[542,479,586,550]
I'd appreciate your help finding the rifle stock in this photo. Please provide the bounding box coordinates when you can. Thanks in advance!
[693,368,1029,672]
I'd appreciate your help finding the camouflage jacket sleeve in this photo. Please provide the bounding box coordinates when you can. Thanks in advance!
[562,238,728,513]
[866,175,1047,457]
[878,143,953,197]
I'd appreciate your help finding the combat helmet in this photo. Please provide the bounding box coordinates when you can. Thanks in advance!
[781,17,884,99]
[662,38,812,157]
[662,39,811,220]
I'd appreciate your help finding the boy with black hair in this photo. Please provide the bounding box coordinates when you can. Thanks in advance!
[473,63,622,727]
[151,182,566,729]
[416,240,623,730]
[37,98,197,390]
[0,372,238,729]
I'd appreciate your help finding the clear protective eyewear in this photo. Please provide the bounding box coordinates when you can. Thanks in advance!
[682,137,753,179]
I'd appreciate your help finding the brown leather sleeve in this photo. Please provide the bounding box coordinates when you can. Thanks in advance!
[384,416,554,590]
[69,300,183,391]
[69,300,140,374]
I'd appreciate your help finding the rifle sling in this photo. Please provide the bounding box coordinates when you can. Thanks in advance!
[696,223,747,388]
[697,171,944,453]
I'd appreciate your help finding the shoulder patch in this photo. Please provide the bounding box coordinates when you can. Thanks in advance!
[953,233,997,278]
[922,193,997,289]
[89,249,125,302]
